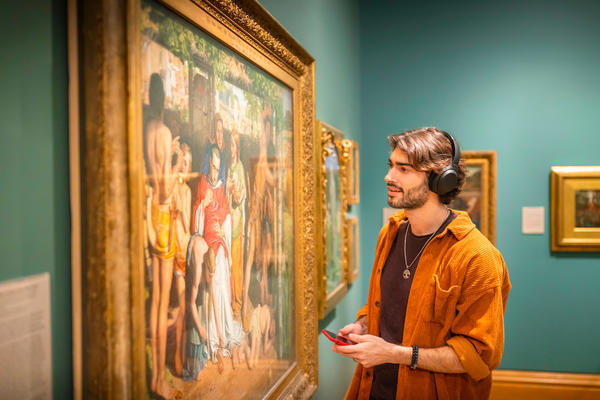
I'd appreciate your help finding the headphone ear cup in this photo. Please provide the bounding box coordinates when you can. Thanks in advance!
[436,168,458,195]
[428,171,440,194]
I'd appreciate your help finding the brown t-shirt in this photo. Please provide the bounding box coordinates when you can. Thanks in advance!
[370,211,456,400]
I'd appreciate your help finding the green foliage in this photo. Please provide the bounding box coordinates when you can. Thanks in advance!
[143,1,288,132]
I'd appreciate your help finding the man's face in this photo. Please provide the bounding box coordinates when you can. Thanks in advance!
[230,136,238,160]
[385,148,430,209]
[209,151,220,184]
[216,120,224,151]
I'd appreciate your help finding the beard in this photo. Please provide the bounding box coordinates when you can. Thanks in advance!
[387,178,429,209]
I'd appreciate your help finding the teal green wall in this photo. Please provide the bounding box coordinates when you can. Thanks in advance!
[360,0,600,373]
[3,0,599,399]
[259,1,364,398]
[0,0,72,398]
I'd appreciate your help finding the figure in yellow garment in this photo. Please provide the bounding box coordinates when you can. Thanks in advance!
[145,73,183,400]
[332,127,510,400]
[172,143,193,375]
[226,129,246,321]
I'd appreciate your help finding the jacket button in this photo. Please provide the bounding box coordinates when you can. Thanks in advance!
[366,371,371,377]
[375,301,380,307]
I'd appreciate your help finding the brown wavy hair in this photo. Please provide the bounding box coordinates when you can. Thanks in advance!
[387,127,467,204]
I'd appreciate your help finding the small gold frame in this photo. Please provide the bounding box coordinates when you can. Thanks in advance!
[317,120,350,319]
[551,166,600,252]
[449,151,497,244]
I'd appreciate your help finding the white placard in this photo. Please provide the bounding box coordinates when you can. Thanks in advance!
[522,206,545,234]
[0,273,53,400]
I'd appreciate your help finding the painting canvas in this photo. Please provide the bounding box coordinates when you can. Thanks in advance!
[575,190,600,228]
[141,1,295,398]
[449,151,496,244]
[325,142,343,294]
[551,166,600,252]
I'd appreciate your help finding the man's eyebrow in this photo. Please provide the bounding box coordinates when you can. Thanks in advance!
[388,159,413,167]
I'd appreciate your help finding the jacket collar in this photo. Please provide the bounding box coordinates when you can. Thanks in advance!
[387,208,476,240]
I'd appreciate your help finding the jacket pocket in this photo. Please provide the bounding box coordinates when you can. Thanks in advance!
[430,274,460,325]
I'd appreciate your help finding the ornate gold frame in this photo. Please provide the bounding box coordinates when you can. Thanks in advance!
[317,120,350,319]
[346,216,359,283]
[451,151,497,244]
[551,166,600,252]
[70,0,317,398]
[346,140,360,205]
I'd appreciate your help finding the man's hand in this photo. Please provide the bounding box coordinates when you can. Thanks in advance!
[332,334,407,369]
[339,317,367,337]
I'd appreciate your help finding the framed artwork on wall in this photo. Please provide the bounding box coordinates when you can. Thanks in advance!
[69,0,318,398]
[317,120,350,319]
[449,151,497,244]
[551,166,600,252]
[346,139,360,206]
[346,216,359,284]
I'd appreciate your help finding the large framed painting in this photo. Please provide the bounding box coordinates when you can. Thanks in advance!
[449,151,497,244]
[317,120,350,319]
[69,0,318,398]
[551,166,600,252]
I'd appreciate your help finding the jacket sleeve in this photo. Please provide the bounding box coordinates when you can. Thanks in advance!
[447,247,511,381]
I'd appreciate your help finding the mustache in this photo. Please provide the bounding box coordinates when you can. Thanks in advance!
[387,183,403,192]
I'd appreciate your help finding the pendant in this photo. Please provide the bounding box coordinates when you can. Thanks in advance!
[403,269,411,279]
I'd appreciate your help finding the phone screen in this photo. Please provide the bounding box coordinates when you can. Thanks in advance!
[322,329,355,345]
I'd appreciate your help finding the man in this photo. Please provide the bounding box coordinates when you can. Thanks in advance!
[172,142,192,375]
[145,73,183,399]
[192,146,245,372]
[333,127,510,400]
[226,128,247,321]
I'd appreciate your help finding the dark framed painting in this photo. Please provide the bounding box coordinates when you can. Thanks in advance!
[317,120,350,319]
[69,0,318,398]
[551,166,600,252]
[449,151,497,244]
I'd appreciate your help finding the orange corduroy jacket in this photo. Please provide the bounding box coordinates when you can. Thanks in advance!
[345,210,511,400]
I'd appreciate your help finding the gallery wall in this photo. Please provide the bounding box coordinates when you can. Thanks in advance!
[2,0,599,398]
[359,0,600,373]
[0,0,72,398]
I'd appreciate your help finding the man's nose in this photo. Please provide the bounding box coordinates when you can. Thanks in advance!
[384,171,393,183]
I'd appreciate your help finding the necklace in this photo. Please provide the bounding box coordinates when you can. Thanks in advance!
[402,210,450,280]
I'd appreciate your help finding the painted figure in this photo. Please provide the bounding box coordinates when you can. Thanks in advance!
[182,235,210,381]
[202,113,228,190]
[192,146,245,372]
[172,142,192,375]
[145,73,184,400]
[226,128,247,321]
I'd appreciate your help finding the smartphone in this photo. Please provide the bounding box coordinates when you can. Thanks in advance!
[322,329,356,346]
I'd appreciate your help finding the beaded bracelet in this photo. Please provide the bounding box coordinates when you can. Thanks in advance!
[409,345,419,370]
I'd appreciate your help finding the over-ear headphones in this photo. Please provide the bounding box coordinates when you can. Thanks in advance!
[428,130,461,195]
